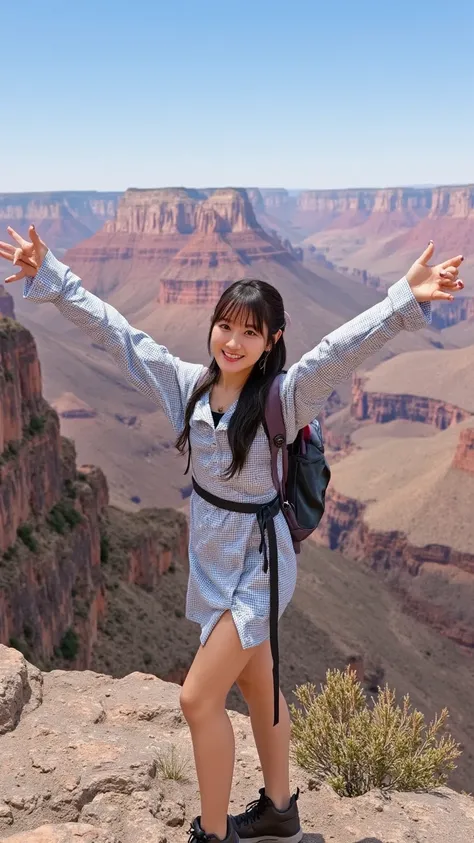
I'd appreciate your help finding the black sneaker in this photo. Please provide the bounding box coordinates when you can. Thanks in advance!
[230,787,303,843]
[188,815,239,843]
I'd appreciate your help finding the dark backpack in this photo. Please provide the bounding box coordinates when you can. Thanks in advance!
[264,372,331,552]
[196,370,331,552]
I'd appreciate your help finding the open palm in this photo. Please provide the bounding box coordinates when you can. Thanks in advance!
[406,242,464,302]
[0,225,48,283]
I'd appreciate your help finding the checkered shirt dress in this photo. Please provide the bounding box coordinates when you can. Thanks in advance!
[24,251,431,650]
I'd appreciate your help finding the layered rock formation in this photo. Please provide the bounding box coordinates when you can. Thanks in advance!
[317,479,474,648]
[67,188,283,282]
[316,366,474,647]
[0,192,120,251]
[297,183,474,285]
[294,185,474,233]
[1,647,474,843]
[63,187,293,305]
[350,374,472,430]
[0,319,188,674]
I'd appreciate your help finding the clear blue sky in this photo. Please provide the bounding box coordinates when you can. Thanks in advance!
[2,0,473,192]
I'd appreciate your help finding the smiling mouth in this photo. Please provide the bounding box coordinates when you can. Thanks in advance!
[222,350,244,361]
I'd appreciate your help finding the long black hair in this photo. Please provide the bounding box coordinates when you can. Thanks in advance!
[175,278,287,478]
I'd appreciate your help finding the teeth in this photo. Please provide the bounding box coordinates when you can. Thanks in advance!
[223,351,242,359]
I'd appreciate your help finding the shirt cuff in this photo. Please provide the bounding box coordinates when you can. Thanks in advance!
[23,250,69,303]
[387,276,432,331]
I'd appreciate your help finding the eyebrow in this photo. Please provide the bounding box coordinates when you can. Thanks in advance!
[220,316,260,331]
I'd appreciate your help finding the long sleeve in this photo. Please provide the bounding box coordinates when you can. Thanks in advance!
[280,276,432,441]
[23,250,204,434]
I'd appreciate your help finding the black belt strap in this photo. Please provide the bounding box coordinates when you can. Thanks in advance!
[192,477,281,726]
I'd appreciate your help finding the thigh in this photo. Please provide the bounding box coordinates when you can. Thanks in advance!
[236,638,273,696]
[183,610,256,705]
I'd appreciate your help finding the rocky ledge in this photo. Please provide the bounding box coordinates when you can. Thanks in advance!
[1,645,473,843]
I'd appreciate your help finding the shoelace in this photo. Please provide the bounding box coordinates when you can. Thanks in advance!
[187,823,209,843]
[234,792,270,828]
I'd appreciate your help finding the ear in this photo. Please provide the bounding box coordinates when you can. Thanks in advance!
[266,328,282,352]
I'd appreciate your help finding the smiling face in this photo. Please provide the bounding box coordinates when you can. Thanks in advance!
[210,309,270,376]
[207,279,285,383]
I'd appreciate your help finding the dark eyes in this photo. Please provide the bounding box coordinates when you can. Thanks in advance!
[219,323,258,336]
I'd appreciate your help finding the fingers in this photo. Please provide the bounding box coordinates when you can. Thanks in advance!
[431,289,456,302]
[6,226,29,249]
[439,265,460,284]
[29,224,45,252]
[440,279,464,291]
[28,225,41,255]
[418,241,435,266]
[0,245,15,262]
[0,241,16,258]
[5,267,28,283]
[440,254,464,269]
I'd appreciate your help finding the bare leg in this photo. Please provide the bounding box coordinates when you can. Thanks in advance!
[236,640,291,810]
[180,611,255,840]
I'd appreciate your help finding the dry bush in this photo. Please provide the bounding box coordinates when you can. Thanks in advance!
[290,668,461,797]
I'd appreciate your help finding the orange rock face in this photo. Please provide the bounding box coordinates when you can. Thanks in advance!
[0,321,188,671]
[316,487,474,648]
[350,374,471,430]
[63,187,293,304]
[453,428,474,474]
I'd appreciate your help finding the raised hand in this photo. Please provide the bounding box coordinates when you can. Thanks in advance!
[406,242,464,302]
[0,225,48,283]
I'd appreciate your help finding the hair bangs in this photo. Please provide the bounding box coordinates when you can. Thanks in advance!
[213,283,268,336]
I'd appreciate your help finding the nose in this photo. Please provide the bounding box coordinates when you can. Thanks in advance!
[225,334,242,350]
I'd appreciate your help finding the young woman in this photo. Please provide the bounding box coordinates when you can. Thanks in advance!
[0,226,464,843]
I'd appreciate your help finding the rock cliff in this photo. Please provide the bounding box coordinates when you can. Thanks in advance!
[350,373,472,429]
[1,647,474,843]
[316,371,474,647]
[316,477,474,648]
[295,185,474,232]
[64,188,293,304]
[0,319,189,675]
[0,192,120,251]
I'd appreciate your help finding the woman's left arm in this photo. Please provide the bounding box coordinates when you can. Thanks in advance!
[280,243,464,438]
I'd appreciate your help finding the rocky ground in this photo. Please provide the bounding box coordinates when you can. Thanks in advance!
[1,645,474,843]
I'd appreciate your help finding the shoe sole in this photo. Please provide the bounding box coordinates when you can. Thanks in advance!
[236,832,303,843]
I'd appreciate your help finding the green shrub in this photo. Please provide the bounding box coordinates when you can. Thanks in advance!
[290,668,461,797]
[77,472,88,482]
[60,628,79,661]
[17,523,38,553]
[47,501,82,534]
[4,369,14,382]
[27,414,46,436]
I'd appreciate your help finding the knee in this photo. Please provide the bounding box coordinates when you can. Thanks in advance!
[236,673,258,703]
[179,684,222,725]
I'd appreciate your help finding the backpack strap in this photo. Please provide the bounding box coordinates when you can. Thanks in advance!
[264,373,288,502]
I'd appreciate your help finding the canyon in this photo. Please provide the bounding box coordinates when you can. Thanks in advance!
[0,192,120,253]
[0,316,192,679]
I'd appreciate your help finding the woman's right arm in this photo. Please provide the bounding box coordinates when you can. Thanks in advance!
[23,249,204,433]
